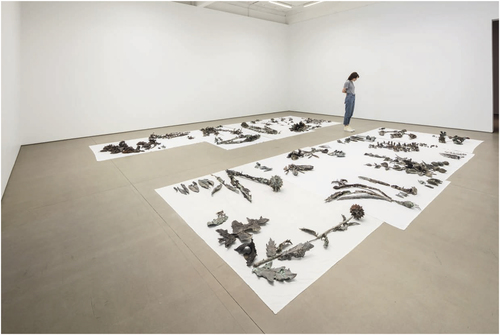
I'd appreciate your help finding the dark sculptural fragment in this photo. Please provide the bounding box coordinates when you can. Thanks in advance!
[283,164,314,176]
[449,134,469,145]
[216,217,269,248]
[286,147,328,160]
[226,169,283,192]
[241,122,279,135]
[439,131,447,143]
[299,204,365,248]
[149,132,189,140]
[201,126,241,137]
[198,178,214,189]
[325,179,420,210]
[368,141,424,152]
[364,153,448,176]
[255,162,272,172]
[289,121,310,132]
[235,240,258,266]
[215,134,260,145]
[440,151,466,160]
[207,210,228,227]
[253,262,297,282]
[379,128,417,140]
[101,140,141,154]
[216,229,237,247]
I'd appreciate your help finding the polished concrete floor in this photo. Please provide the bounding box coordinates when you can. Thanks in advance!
[2,111,498,333]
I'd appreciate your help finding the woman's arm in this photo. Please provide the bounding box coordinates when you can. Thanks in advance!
[342,87,347,93]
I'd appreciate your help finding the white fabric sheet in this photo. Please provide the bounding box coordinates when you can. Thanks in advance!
[89,131,206,162]
[256,142,451,230]
[156,166,383,314]
[90,116,341,160]
[154,127,480,313]
[224,116,341,141]
[200,126,274,150]
[358,128,483,153]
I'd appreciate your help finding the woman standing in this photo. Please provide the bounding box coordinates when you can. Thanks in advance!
[342,72,359,132]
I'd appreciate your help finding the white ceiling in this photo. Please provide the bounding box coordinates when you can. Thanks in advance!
[175,1,378,24]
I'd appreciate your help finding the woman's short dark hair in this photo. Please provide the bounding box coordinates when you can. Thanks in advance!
[348,72,359,81]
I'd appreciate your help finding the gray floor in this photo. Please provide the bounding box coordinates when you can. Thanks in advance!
[2,111,498,333]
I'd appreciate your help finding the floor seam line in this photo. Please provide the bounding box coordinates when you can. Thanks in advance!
[110,160,265,333]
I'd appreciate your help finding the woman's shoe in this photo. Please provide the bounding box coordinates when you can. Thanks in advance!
[344,125,355,132]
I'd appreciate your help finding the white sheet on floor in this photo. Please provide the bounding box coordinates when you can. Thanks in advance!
[89,116,341,160]
[223,116,341,141]
[200,126,275,150]
[256,144,452,230]
[156,168,383,314]
[358,128,483,153]
[154,127,481,313]
[89,131,206,162]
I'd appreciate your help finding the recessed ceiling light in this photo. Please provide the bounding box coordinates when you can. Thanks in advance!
[303,1,322,7]
[269,1,293,9]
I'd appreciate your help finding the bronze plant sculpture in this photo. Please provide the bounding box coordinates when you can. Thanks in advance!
[283,164,314,176]
[368,141,429,152]
[304,117,332,127]
[226,169,283,192]
[201,126,241,137]
[101,132,189,154]
[328,150,346,157]
[255,162,272,172]
[378,128,417,140]
[289,121,310,132]
[358,176,418,195]
[440,151,467,160]
[325,180,420,209]
[438,131,447,143]
[299,204,365,248]
[241,122,279,135]
[198,178,214,189]
[212,174,239,194]
[338,135,376,144]
[227,174,252,203]
[252,204,365,271]
[364,153,449,176]
[187,181,199,193]
[211,183,222,196]
[448,134,469,145]
[253,242,314,268]
[286,148,328,160]
[215,134,260,145]
[149,132,189,140]
[207,211,228,227]
[252,262,297,282]
[216,218,269,245]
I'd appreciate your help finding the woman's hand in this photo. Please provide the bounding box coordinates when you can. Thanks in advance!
[342,88,347,93]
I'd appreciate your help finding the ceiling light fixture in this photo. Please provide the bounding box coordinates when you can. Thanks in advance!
[269,1,292,9]
[303,1,322,7]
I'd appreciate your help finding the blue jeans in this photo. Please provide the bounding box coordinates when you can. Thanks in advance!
[344,93,355,126]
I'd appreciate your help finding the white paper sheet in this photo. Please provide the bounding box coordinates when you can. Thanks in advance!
[224,116,341,141]
[90,116,342,160]
[89,130,206,161]
[156,168,383,314]
[200,126,275,150]
[254,142,451,230]
[154,127,481,313]
[358,128,483,153]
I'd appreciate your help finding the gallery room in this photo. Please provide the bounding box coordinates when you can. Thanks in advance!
[1,0,498,333]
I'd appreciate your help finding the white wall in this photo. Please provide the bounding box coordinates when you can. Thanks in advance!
[2,2,22,196]
[289,1,499,132]
[20,1,289,144]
